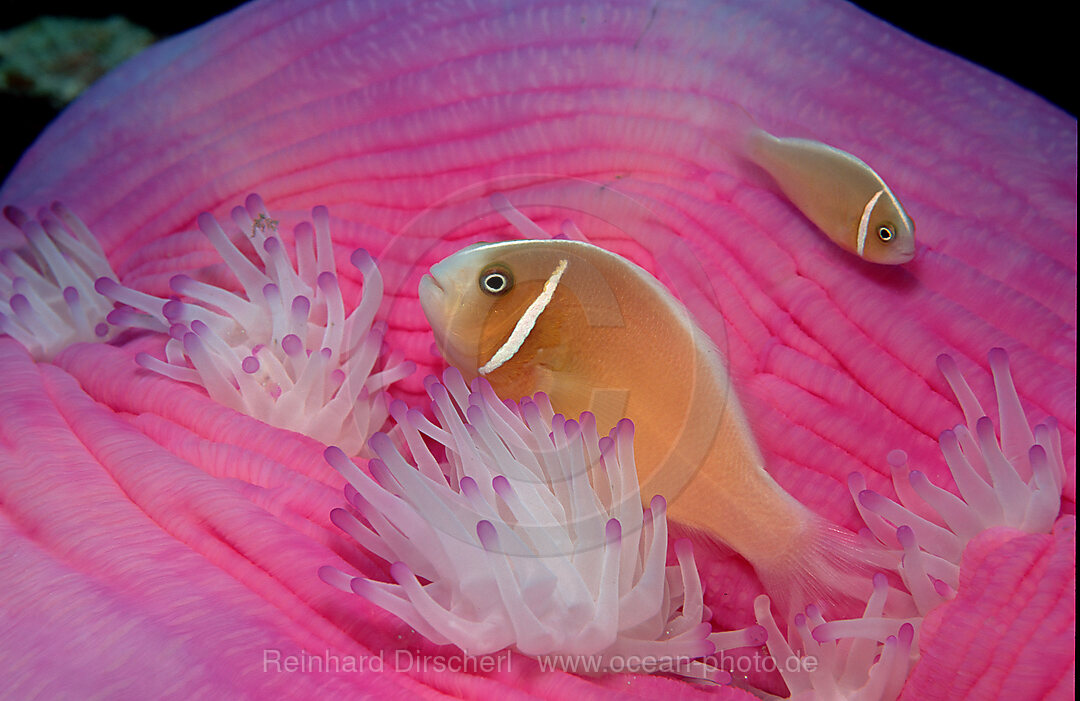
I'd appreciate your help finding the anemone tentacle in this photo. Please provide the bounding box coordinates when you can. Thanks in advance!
[849,348,1066,614]
[0,203,120,359]
[752,346,1072,699]
[323,368,766,679]
[754,575,917,701]
[97,195,414,454]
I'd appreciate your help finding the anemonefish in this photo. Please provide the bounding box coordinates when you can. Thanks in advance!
[733,124,916,264]
[419,214,880,616]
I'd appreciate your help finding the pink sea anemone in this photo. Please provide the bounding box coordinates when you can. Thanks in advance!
[0,0,1074,699]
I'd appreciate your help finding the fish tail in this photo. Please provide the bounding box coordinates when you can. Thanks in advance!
[752,516,913,622]
[704,103,762,160]
[730,105,765,157]
[700,104,779,195]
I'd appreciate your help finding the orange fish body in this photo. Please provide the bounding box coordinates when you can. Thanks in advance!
[420,224,878,615]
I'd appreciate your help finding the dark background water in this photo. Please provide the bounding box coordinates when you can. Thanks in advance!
[1,2,1072,185]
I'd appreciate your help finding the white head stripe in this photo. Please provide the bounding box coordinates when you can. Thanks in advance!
[856,189,885,257]
[479,259,568,375]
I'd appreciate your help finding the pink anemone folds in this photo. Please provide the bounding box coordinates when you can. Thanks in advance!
[0,0,1074,699]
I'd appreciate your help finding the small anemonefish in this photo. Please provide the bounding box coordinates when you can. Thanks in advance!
[420,210,877,616]
[724,110,916,264]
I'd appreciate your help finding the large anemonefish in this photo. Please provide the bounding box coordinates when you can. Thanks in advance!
[419,210,881,616]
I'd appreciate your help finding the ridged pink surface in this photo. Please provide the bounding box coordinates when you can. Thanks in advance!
[902,519,1076,700]
[0,0,1075,698]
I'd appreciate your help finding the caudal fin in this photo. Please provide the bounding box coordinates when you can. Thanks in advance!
[752,517,914,622]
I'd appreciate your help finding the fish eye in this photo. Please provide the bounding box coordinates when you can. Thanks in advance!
[479,265,513,296]
[877,224,895,243]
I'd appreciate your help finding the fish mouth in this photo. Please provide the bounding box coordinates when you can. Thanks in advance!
[418,273,448,340]
[420,261,467,364]
[422,258,459,295]
[896,244,917,263]
[420,273,443,293]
